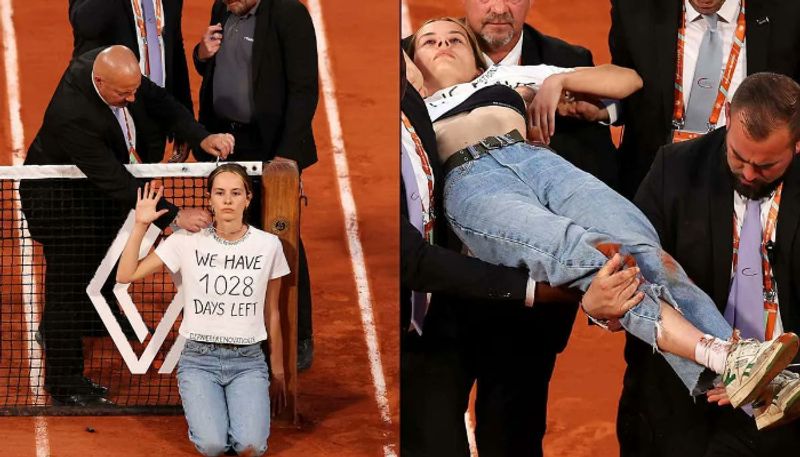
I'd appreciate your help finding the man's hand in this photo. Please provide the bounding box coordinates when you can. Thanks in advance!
[174,207,211,233]
[270,371,287,417]
[557,95,611,123]
[167,140,190,163]
[197,24,223,61]
[706,382,731,406]
[582,253,644,321]
[200,133,235,160]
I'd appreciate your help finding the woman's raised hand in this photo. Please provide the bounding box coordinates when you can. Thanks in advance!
[135,182,168,225]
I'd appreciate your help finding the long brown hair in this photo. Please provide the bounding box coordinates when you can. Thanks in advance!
[404,17,488,74]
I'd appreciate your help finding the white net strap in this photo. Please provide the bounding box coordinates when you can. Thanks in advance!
[0,161,263,179]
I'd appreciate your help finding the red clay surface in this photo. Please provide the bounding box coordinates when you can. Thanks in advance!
[1,1,398,456]
[404,1,627,456]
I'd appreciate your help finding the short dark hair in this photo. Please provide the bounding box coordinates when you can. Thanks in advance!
[730,72,800,144]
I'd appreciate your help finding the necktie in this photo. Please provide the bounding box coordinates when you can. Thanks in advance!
[114,107,140,164]
[401,139,429,335]
[724,199,764,340]
[141,0,164,87]
[684,14,722,132]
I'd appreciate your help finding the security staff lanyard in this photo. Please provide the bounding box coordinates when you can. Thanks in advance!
[731,183,782,341]
[130,0,164,80]
[121,108,141,164]
[401,113,435,244]
[672,1,746,143]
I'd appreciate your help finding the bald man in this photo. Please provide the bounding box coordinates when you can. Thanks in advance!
[21,45,233,407]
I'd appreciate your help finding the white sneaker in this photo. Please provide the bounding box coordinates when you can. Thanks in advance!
[754,370,800,430]
[723,332,799,408]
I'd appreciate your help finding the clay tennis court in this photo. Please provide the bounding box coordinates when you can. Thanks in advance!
[1,0,398,456]
[403,1,627,456]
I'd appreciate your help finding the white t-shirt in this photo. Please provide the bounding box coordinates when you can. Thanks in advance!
[425,64,574,122]
[155,226,290,345]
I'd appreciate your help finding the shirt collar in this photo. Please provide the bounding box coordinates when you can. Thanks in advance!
[239,0,261,18]
[483,33,524,67]
[685,0,739,24]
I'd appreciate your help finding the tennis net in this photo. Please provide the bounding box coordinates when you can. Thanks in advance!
[0,162,281,415]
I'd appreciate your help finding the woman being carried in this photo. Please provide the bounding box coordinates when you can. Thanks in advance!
[118,163,289,457]
[405,17,799,429]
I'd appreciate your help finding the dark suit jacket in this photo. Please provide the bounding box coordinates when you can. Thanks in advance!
[400,83,529,332]
[69,0,193,157]
[618,128,800,456]
[610,0,800,197]
[192,0,318,169]
[23,47,209,229]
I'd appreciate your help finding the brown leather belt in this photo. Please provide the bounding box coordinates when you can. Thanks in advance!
[442,130,525,177]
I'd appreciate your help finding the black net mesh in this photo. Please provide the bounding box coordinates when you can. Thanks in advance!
[0,164,262,414]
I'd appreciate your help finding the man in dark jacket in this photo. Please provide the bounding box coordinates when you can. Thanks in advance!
[193,0,319,369]
[68,0,194,162]
[22,45,233,406]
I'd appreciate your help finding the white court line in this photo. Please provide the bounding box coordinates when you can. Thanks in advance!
[306,1,396,456]
[1,0,50,455]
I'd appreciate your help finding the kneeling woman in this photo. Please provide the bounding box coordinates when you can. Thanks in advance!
[118,164,288,456]
[405,17,799,428]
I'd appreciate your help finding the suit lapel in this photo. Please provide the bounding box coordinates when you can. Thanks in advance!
[656,0,681,129]
[775,157,800,308]
[744,1,769,74]
[520,25,542,65]
[252,0,270,86]
[123,0,137,38]
[708,137,734,309]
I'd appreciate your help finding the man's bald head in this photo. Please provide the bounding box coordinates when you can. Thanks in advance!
[93,45,142,108]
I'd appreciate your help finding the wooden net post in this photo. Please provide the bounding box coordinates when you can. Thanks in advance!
[261,159,300,425]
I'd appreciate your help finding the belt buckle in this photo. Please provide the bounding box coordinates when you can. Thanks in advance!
[466,145,482,160]
[478,136,502,150]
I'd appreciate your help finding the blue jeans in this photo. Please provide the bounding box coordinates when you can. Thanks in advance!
[178,340,271,456]
[443,142,733,394]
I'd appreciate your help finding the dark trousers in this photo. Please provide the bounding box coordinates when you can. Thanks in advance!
[401,299,473,457]
[470,300,576,457]
[20,180,128,397]
[471,308,561,457]
[401,298,575,457]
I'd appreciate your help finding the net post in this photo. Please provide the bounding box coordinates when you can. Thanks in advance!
[261,159,300,425]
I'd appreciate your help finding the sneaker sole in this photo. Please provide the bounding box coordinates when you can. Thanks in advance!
[756,381,800,430]
[729,333,799,408]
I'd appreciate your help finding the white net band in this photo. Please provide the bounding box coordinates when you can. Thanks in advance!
[0,161,263,179]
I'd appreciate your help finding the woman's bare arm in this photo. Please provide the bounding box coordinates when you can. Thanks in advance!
[532,64,642,142]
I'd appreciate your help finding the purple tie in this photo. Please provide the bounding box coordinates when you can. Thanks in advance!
[141,0,164,87]
[401,144,429,334]
[724,199,764,340]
